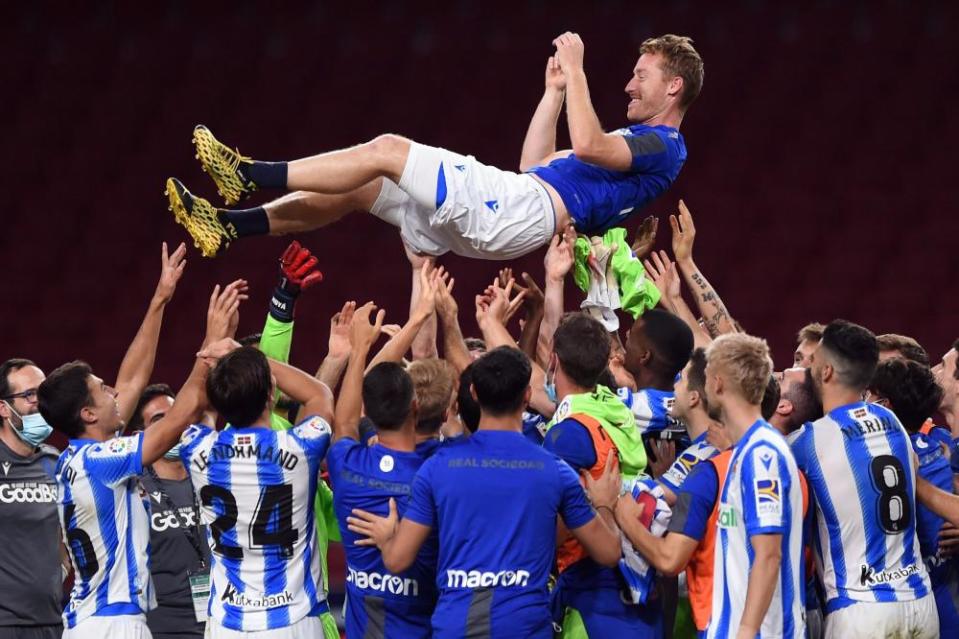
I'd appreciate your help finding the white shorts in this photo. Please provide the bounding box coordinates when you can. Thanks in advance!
[62,614,152,639]
[824,595,938,639]
[370,142,556,260]
[206,615,322,639]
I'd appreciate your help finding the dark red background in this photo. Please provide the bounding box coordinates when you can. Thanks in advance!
[4,0,958,384]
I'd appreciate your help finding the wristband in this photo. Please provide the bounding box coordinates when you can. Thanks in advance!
[269,286,298,323]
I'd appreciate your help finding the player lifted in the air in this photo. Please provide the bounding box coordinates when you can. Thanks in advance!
[167,34,702,260]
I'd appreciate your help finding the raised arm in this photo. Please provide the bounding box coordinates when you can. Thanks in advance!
[500,268,546,362]
[670,201,738,338]
[268,359,334,425]
[406,247,438,361]
[553,32,633,171]
[644,251,712,349]
[115,242,188,424]
[333,303,384,442]
[539,227,576,366]
[519,56,568,172]
[316,301,356,390]
[141,282,244,465]
[367,265,437,371]
[432,270,472,374]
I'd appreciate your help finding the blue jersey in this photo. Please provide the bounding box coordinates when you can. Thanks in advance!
[617,387,680,435]
[530,124,686,235]
[522,411,548,445]
[180,416,332,632]
[327,438,438,638]
[404,430,595,638]
[709,420,805,639]
[56,434,155,629]
[791,402,931,613]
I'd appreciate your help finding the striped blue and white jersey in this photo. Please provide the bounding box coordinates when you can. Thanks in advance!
[617,387,681,435]
[790,402,931,613]
[660,431,719,493]
[180,415,332,632]
[56,434,155,629]
[708,420,805,639]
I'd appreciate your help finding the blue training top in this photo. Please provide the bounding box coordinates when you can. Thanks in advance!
[529,124,686,235]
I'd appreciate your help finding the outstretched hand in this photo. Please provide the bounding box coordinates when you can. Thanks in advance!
[206,279,248,342]
[350,302,386,353]
[412,263,441,321]
[347,498,399,548]
[669,200,696,264]
[432,267,458,320]
[197,337,241,365]
[155,242,188,303]
[328,301,356,359]
[644,250,679,301]
[631,216,659,259]
[545,225,576,282]
[279,240,323,292]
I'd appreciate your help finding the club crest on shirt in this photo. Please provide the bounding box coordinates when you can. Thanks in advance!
[180,425,204,446]
[379,455,395,473]
[555,398,572,423]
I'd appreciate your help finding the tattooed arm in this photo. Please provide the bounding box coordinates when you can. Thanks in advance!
[670,201,738,338]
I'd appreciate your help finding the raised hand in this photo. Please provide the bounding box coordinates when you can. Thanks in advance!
[155,242,187,303]
[669,200,696,264]
[643,250,677,301]
[517,272,545,314]
[197,337,241,365]
[206,279,248,342]
[552,32,585,75]
[412,263,440,321]
[545,226,576,282]
[432,268,458,321]
[350,302,386,353]
[545,55,567,91]
[327,301,356,359]
[631,216,659,259]
[279,240,323,292]
[347,498,399,548]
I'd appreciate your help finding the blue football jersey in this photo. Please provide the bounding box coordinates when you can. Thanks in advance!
[56,434,155,629]
[403,430,595,638]
[791,402,931,613]
[660,431,719,494]
[617,387,680,435]
[529,124,686,235]
[180,416,332,632]
[327,438,438,638]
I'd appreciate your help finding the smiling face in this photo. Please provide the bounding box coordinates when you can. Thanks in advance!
[83,374,121,436]
[625,52,674,122]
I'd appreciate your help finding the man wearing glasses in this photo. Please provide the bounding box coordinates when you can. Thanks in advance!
[0,358,63,639]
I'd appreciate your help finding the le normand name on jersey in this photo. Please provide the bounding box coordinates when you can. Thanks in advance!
[191,438,300,472]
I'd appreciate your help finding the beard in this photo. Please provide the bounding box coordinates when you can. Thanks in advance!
[807,367,822,404]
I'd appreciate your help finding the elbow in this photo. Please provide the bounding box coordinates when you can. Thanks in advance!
[659,557,685,577]
[383,552,411,575]
[572,140,602,164]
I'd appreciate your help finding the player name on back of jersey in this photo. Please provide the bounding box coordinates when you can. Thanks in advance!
[192,438,300,472]
[840,408,897,438]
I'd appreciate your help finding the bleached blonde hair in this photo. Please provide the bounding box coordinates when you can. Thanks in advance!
[706,333,773,405]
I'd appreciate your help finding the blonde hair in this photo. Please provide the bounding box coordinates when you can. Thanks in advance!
[407,358,455,425]
[796,322,825,345]
[639,34,704,110]
[706,334,773,405]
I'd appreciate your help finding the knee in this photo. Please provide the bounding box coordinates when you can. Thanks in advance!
[367,134,410,160]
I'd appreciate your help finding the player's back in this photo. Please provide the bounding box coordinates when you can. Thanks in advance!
[56,434,154,629]
[180,416,331,632]
[791,402,931,611]
[327,437,438,638]
[403,430,596,639]
[617,386,680,435]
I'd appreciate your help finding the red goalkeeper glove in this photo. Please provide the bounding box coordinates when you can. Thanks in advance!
[270,241,323,322]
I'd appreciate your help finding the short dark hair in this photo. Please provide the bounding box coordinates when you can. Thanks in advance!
[642,309,694,379]
[553,313,611,388]
[820,320,878,392]
[761,375,781,421]
[876,334,930,367]
[457,365,481,433]
[471,347,531,417]
[128,383,176,432]
[38,361,94,439]
[686,348,707,397]
[206,347,272,427]
[869,359,943,432]
[362,362,414,431]
[0,358,37,399]
[238,333,263,348]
